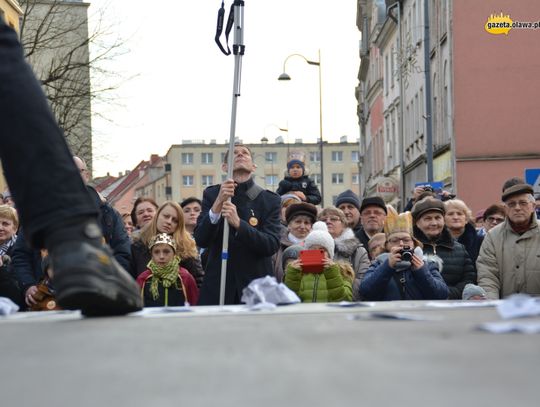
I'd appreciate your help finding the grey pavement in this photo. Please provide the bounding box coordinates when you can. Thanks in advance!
[0,302,538,407]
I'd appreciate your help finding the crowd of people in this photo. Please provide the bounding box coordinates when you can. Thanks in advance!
[1,143,539,311]
[1,19,539,314]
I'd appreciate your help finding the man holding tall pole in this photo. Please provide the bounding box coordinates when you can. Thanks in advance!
[194,145,282,305]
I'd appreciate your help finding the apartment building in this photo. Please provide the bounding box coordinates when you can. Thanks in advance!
[357,0,540,212]
[135,139,361,208]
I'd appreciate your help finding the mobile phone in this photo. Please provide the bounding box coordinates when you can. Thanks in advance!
[299,249,325,274]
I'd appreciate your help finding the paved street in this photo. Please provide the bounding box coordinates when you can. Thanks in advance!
[1,302,538,407]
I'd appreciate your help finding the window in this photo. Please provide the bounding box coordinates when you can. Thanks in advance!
[181,153,193,165]
[265,152,277,162]
[351,151,360,163]
[265,175,278,186]
[202,175,214,187]
[182,175,194,186]
[310,151,320,163]
[201,152,213,164]
[332,173,344,184]
[312,174,321,185]
[384,54,389,94]
[331,151,343,162]
[352,173,360,185]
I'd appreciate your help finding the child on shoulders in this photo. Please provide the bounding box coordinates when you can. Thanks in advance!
[276,159,321,205]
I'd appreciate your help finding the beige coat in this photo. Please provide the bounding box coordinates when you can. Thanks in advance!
[477,217,540,299]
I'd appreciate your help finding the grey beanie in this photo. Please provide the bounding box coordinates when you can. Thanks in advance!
[462,284,487,300]
[282,244,304,270]
[335,189,361,211]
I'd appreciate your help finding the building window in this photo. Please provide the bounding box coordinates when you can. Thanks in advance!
[202,175,214,187]
[352,173,360,185]
[182,175,194,186]
[351,151,360,163]
[201,152,213,164]
[265,175,278,186]
[312,174,321,185]
[331,151,343,162]
[265,152,277,162]
[310,151,320,163]
[181,153,193,165]
[332,173,344,184]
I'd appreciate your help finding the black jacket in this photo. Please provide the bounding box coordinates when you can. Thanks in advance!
[194,177,282,305]
[413,225,477,299]
[129,239,205,287]
[0,243,24,308]
[276,175,321,205]
[456,222,483,265]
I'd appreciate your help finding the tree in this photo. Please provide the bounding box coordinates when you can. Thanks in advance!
[19,0,128,173]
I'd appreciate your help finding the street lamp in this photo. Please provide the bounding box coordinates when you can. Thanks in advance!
[278,50,324,205]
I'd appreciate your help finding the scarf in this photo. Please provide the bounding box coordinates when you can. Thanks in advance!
[0,234,17,256]
[147,256,181,302]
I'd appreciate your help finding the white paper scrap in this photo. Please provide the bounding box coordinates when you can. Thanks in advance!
[478,321,540,334]
[497,294,540,319]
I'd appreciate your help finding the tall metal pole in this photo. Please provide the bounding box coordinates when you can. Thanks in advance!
[423,0,434,182]
[317,49,324,205]
[219,0,245,307]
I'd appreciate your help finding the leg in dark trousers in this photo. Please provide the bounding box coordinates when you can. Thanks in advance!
[0,22,142,315]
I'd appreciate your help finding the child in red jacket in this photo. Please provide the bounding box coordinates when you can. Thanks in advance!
[136,233,199,306]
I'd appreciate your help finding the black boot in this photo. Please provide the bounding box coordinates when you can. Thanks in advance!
[46,220,143,316]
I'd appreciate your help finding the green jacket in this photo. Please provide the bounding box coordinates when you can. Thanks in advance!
[284,263,353,302]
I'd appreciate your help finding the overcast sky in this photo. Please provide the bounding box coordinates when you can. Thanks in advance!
[89,1,361,177]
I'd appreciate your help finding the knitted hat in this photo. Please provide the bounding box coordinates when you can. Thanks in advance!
[304,221,335,258]
[149,233,177,252]
[383,206,413,237]
[280,193,302,207]
[501,183,534,202]
[462,284,487,300]
[360,196,387,214]
[285,202,318,224]
[282,244,303,270]
[287,159,305,172]
[411,197,446,221]
[335,189,361,211]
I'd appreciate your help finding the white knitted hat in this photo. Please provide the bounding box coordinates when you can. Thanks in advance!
[304,221,335,258]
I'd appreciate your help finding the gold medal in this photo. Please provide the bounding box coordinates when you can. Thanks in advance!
[249,217,258,227]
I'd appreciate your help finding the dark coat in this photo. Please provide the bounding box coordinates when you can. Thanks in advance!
[10,231,43,295]
[129,239,205,287]
[413,225,477,299]
[359,254,448,301]
[194,177,282,305]
[0,243,24,308]
[276,175,321,205]
[456,222,483,264]
[353,225,371,257]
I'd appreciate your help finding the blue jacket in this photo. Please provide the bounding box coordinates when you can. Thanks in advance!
[359,254,449,301]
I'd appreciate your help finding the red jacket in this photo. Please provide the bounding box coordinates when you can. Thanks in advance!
[136,266,199,306]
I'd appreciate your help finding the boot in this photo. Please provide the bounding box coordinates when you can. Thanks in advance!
[47,220,143,316]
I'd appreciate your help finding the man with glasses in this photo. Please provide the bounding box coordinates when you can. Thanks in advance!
[477,184,540,299]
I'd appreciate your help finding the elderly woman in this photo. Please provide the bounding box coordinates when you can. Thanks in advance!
[360,209,448,301]
[482,204,506,234]
[273,202,317,282]
[412,197,476,299]
[0,205,23,307]
[444,199,483,263]
[318,206,370,299]
[130,201,204,287]
[130,197,158,232]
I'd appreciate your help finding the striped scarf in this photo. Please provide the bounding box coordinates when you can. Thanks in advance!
[0,234,17,256]
[146,256,181,302]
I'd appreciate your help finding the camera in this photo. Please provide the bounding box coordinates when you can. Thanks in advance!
[422,185,434,193]
[399,246,413,262]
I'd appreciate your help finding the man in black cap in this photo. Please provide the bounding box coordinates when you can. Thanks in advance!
[357,196,388,257]
[477,184,540,299]
[0,21,142,315]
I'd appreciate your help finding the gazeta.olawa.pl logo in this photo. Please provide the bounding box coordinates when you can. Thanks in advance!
[485,12,540,35]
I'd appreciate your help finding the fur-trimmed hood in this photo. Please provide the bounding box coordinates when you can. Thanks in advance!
[334,228,361,257]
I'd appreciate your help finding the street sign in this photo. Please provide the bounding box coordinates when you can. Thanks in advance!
[415,181,444,192]
[525,168,540,195]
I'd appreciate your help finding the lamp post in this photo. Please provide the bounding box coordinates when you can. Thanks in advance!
[278,49,324,205]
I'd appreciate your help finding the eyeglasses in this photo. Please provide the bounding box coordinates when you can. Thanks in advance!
[505,200,531,209]
[387,237,414,244]
[320,217,341,223]
[486,216,505,224]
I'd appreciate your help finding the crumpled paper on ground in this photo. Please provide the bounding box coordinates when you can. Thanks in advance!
[0,297,19,315]
[241,276,300,309]
[497,294,540,319]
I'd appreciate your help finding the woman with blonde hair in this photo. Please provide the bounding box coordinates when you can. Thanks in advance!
[130,201,204,287]
[444,199,482,263]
